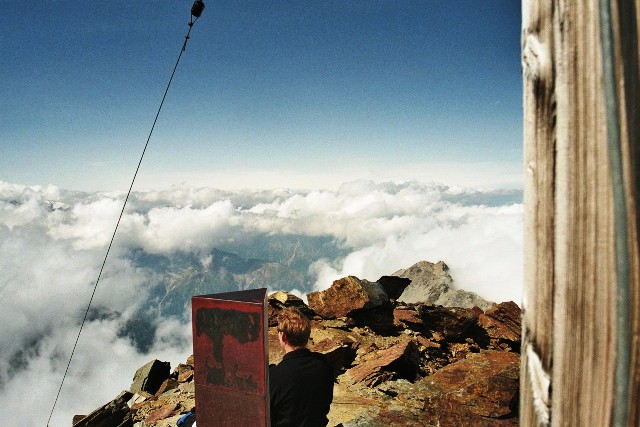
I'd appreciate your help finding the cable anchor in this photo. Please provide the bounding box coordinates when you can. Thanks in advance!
[191,0,205,18]
[184,1,205,51]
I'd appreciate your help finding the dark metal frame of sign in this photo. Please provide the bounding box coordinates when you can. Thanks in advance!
[192,288,269,426]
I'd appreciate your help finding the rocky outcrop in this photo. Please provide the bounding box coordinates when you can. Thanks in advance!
[267,290,314,326]
[307,276,388,319]
[267,273,521,426]
[421,350,520,423]
[130,360,171,395]
[394,260,495,310]
[77,262,521,427]
[478,301,522,351]
[345,338,421,386]
[340,351,520,427]
[75,360,196,427]
[73,391,133,427]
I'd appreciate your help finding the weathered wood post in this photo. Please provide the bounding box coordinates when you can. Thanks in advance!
[521,0,640,425]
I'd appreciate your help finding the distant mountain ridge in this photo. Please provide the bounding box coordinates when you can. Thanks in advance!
[117,247,308,351]
[395,261,494,310]
[119,256,494,352]
[126,234,350,320]
[132,247,306,320]
[133,253,494,323]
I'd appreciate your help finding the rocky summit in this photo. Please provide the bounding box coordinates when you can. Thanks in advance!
[73,261,521,427]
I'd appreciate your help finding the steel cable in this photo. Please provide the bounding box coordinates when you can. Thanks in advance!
[46,10,202,427]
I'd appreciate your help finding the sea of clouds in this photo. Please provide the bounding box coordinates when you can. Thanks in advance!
[0,179,522,424]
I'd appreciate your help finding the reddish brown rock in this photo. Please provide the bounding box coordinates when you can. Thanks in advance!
[307,276,389,319]
[268,326,285,365]
[350,305,396,335]
[419,305,479,341]
[447,342,473,362]
[412,335,449,375]
[421,350,519,423]
[173,363,194,383]
[267,291,315,326]
[177,370,193,383]
[393,307,423,330]
[128,391,153,412]
[415,335,440,350]
[312,337,358,374]
[145,403,178,423]
[154,378,178,397]
[73,391,133,427]
[478,301,522,343]
[346,339,420,386]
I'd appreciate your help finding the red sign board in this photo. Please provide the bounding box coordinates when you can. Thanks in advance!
[192,288,269,426]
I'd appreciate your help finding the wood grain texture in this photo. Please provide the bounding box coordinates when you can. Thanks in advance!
[552,1,616,424]
[521,0,556,425]
[521,0,640,425]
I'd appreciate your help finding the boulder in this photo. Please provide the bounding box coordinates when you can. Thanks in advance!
[267,291,315,326]
[340,353,519,427]
[173,363,194,383]
[178,381,196,394]
[312,337,358,374]
[346,339,420,386]
[420,350,520,424]
[154,378,179,397]
[418,305,479,341]
[307,276,388,319]
[73,391,133,427]
[268,326,285,365]
[350,305,396,335]
[393,307,424,331]
[144,403,179,424]
[130,359,171,395]
[127,393,150,409]
[478,301,522,343]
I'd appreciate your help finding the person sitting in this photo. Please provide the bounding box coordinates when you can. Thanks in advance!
[269,307,334,427]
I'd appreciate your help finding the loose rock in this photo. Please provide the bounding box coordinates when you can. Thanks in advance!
[308,276,389,319]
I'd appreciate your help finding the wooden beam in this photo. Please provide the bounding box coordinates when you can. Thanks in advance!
[521,0,556,424]
[521,0,640,425]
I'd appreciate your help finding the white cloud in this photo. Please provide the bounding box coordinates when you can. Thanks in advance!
[308,203,523,303]
[2,317,191,425]
[125,200,237,253]
[0,179,523,424]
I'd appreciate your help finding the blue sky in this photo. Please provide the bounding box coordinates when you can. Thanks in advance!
[1,1,522,191]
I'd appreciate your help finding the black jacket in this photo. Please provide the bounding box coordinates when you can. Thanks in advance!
[269,348,334,427]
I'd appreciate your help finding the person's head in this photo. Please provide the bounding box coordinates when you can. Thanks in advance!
[277,307,311,350]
